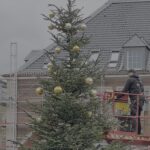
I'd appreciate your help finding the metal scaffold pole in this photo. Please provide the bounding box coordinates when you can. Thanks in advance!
[7,42,18,150]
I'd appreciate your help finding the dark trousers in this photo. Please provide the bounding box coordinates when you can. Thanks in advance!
[130,101,142,134]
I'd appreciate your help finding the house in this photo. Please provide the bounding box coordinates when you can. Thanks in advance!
[3,0,150,148]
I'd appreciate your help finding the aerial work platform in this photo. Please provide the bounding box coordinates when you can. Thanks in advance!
[100,91,150,146]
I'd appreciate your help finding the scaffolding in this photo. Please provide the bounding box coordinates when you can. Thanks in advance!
[6,42,18,150]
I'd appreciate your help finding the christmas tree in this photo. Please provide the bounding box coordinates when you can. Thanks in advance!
[22,0,125,150]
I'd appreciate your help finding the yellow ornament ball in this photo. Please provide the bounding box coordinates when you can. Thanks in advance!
[48,11,55,18]
[54,86,63,95]
[35,87,44,96]
[36,116,42,123]
[47,63,53,73]
[90,89,97,97]
[55,47,61,54]
[79,23,87,31]
[48,24,55,30]
[65,23,72,30]
[85,77,93,85]
[48,67,52,73]
[87,111,92,117]
[53,72,57,75]
[72,45,80,53]
[47,63,53,68]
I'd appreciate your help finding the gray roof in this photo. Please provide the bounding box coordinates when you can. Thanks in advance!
[24,50,42,62]
[12,0,150,77]
[18,43,56,71]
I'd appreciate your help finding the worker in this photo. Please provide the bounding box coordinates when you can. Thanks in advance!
[117,69,145,134]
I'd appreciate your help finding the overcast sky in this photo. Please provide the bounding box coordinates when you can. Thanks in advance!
[0,0,107,74]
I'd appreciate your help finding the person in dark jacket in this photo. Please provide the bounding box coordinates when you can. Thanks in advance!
[117,69,145,134]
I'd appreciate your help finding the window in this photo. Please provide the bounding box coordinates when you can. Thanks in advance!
[89,51,99,62]
[108,51,119,68]
[110,52,119,61]
[127,49,144,70]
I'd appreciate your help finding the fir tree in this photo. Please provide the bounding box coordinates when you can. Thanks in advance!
[22,0,120,150]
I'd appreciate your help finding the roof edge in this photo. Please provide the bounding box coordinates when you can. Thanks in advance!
[18,50,45,72]
[18,43,56,72]
[85,0,150,24]
[85,0,111,23]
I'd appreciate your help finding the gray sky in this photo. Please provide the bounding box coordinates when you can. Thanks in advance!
[0,0,107,74]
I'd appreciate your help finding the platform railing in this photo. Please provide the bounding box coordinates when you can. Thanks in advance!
[101,91,150,136]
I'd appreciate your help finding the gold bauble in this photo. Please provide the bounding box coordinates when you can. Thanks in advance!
[53,72,57,75]
[90,89,97,97]
[79,23,87,31]
[54,86,63,95]
[48,67,52,73]
[55,47,61,54]
[48,11,55,18]
[85,77,93,85]
[36,116,42,123]
[72,45,80,53]
[47,63,53,73]
[65,23,72,30]
[35,87,44,96]
[47,63,53,68]
[87,111,92,117]
[48,24,55,30]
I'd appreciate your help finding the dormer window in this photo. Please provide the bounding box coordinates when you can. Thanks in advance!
[123,35,148,70]
[127,49,144,70]
[108,51,119,68]
[89,51,99,62]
